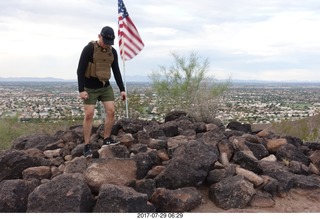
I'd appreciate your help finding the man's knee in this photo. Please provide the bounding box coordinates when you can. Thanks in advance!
[105,109,115,118]
[84,112,94,120]
[103,101,115,118]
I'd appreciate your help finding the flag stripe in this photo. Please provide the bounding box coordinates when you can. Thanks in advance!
[119,20,144,60]
[124,17,144,44]
[120,17,143,50]
[118,0,144,61]
[122,29,143,53]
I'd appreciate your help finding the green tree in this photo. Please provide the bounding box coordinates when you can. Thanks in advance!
[149,51,229,122]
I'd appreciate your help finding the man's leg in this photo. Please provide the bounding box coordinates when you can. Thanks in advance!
[83,104,95,144]
[102,101,115,139]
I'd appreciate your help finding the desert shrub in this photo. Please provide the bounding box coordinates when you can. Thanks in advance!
[149,51,229,122]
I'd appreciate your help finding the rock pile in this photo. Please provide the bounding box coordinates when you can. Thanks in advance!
[1,111,320,212]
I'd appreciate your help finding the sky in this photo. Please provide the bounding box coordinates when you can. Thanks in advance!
[1,0,320,82]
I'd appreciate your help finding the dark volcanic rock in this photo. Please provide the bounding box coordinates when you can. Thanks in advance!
[155,140,218,189]
[151,187,202,212]
[276,144,310,166]
[27,173,94,212]
[0,150,50,181]
[2,113,320,213]
[11,133,59,151]
[209,175,256,209]
[227,121,252,133]
[0,179,40,212]
[94,184,155,212]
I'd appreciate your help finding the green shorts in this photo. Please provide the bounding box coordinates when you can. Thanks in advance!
[83,86,115,105]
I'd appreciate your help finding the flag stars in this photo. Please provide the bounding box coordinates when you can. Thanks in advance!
[118,0,129,18]
[118,0,144,61]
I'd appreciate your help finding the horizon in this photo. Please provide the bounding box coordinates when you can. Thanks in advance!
[1,76,320,84]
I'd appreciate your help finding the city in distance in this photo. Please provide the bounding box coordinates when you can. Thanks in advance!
[1,76,320,84]
[1,77,320,125]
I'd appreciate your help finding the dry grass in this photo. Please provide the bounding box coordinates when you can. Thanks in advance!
[271,114,320,142]
[0,118,82,151]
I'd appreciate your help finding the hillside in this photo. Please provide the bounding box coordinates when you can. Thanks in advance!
[1,111,320,213]
[270,114,320,142]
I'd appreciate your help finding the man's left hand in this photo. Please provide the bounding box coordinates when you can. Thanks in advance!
[120,91,126,101]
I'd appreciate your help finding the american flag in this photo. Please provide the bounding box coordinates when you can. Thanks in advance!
[118,0,144,61]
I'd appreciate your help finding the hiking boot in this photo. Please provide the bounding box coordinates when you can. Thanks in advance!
[102,137,119,148]
[83,144,93,158]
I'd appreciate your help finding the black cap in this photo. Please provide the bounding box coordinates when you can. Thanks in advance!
[100,26,115,45]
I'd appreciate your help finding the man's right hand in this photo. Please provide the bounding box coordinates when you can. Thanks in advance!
[79,91,89,100]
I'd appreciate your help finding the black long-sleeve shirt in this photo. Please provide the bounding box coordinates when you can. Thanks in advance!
[77,41,125,93]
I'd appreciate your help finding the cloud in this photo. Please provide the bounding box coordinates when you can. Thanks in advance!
[1,0,320,81]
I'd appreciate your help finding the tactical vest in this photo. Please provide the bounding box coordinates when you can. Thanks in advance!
[85,41,114,85]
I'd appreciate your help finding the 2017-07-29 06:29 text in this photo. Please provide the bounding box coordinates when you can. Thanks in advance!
[137,213,183,218]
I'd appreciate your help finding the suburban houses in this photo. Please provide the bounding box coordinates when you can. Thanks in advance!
[0,81,319,125]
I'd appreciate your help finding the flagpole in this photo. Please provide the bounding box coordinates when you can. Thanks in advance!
[118,0,145,119]
[122,60,129,118]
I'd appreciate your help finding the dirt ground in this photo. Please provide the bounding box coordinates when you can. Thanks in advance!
[191,186,320,213]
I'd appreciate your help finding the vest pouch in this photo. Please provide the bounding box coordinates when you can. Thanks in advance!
[85,62,97,78]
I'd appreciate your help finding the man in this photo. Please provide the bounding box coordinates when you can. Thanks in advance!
[77,26,126,157]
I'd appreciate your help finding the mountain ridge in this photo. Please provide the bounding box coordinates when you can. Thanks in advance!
[0,77,69,82]
[2,77,320,85]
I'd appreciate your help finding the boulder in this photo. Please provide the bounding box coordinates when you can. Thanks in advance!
[93,184,155,212]
[27,173,94,212]
[0,179,39,212]
[0,150,50,181]
[84,158,137,193]
[151,187,202,212]
[155,140,218,189]
[209,175,256,209]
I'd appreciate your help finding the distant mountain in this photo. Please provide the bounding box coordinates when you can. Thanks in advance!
[0,75,152,83]
[232,79,320,84]
[1,76,319,85]
[0,77,71,82]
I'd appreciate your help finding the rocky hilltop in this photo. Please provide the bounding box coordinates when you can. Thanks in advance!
[1,111,320,213]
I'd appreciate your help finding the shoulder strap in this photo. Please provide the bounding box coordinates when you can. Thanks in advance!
[88,40,97,49]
